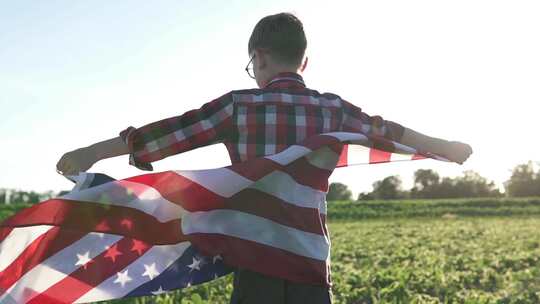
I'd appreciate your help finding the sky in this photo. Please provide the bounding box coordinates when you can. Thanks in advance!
[1,0,539,198]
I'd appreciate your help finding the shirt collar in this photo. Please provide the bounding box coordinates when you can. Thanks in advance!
[264,72,306,89]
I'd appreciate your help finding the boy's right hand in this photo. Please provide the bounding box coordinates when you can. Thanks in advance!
[56,147,97,176]
[443,141,473,165]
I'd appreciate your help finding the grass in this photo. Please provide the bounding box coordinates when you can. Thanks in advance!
[2,197,540,303]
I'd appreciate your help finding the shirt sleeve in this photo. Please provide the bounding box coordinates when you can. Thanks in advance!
[119,91,235,171]
[340,99,406,143]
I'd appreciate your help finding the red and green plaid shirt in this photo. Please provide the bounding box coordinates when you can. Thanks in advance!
[119,72,406,171]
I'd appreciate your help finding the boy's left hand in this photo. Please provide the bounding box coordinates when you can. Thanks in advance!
[443,141,473,164]
[56,147,97,176]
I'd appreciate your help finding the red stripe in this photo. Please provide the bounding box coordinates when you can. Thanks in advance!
[226,189,326,235]
[412,153,427,160]
[3,173,325,242]
[1,199,186,245]
[28,237,152,304]
[124,164,326,207]
[286,157,331,190]
[369,148,392,163]
[86,178,323,237]
[188,233,330,287]
[0,227,87,294]
[228,156,331,191]
[336,144,349,167]
[124,171,224,211]
[127,172,327,235]
[0,227,13,243]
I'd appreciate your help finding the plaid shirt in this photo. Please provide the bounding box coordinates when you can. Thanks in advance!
[119,72,406,171]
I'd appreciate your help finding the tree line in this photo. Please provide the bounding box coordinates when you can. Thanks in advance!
[1,161,539,204]
[327,161,540,201]
[0,189,56,205]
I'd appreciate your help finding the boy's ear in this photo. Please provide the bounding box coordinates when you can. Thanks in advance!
[300,56,308,72]
[255,48,268,70]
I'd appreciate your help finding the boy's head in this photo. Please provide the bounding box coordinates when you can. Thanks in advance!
[248,12,308,88]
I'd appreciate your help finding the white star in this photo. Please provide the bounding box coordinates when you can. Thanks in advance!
[187,257,203,272]
[213,254,223,264]
[151,286,167,295]
[114,269,132,288]
[75,251,92,268]
[142,262,160,280]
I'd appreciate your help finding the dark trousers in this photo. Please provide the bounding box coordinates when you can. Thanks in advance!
[229,267,333,304]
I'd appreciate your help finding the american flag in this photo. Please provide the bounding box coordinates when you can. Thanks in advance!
[0,131,450,303]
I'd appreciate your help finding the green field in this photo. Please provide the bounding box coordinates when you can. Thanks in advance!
[2,198,540,303]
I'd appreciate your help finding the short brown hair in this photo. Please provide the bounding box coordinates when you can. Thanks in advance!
[248,12,307,66]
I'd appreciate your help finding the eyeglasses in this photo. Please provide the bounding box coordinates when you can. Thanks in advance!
[245,55,255,79]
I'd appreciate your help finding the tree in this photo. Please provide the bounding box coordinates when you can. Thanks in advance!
[371,175,405,200]
[26,191,42,204]
[410,169,440,198]
[357,191,374,201]
[453,170,502,198]
[504,161,540,197]
[0,189,59,204]
[36,190,54,201]
[437,177,456,198]
[326,182,352,201]
[410,169,502,199]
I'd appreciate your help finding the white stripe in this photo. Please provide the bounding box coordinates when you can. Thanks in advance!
[249,171,327,215]
[265,145,312,165]
[74,242,190,303]
[66,172,94,192]
[182,210,329,261]
[346,145,371,165]
[176,168,252,198]
[321,199,328,216]
[390,152,415,162]
[0,225,54,272]
[60,179,187,222]
[177,165,326,214]
[1,231,122,304]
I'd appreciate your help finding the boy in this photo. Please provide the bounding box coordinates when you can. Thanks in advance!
[57,12,472,304]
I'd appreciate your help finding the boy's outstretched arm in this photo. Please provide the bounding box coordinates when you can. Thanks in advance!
[56,92,235,176]
[341,99,473,165]
[400,127,473,165]
[56,136,129,176]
